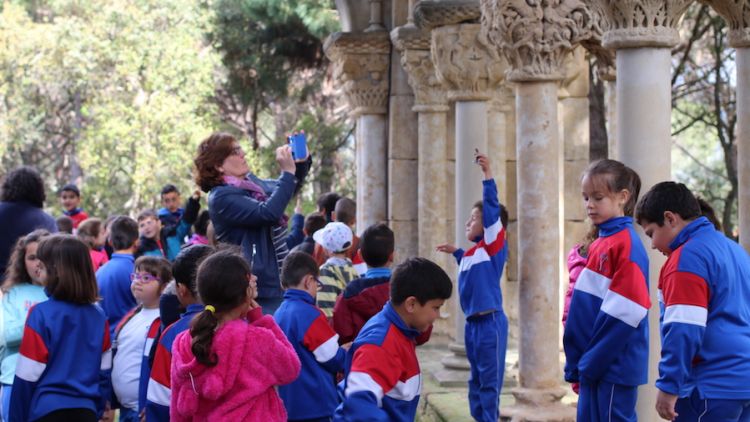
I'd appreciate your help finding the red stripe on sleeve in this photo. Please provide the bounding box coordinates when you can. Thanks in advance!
[608,261,651,308]
[302,313,338,352]
[150,342,172,387]
[19,325,48,364]
[351,344,400,393]
[103,321,111,351]
[662,271,709,308]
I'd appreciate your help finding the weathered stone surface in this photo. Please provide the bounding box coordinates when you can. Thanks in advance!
[702,0,750,47]
[389,95,419,159]
[589,0,693,49]
[561,97,590,161]
[413,0,481,30]
[392,27,449,109]
[564,159,588,222]
[390,219,418,263]
[505,159,517,222]
[389,158,418,220]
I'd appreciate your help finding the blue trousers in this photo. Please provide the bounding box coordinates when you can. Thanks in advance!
[0,384,10,422]
[119,407,140,422]
[675,389,750,422]
[577,380,637,422]
[465,311,508,422]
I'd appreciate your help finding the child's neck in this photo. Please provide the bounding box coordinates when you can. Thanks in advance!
[114,248,135,255]
[330,253,347,259]
[141,302,160,310]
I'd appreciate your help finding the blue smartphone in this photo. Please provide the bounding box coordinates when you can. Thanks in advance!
[289,132,308,161]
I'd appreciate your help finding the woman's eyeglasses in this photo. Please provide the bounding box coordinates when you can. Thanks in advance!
[130,273,161,284]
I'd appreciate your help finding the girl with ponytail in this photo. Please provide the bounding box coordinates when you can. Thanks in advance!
[169,250,300,421]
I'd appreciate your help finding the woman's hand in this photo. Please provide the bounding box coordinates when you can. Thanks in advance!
[436,244,458,254]
[276,145,296,175]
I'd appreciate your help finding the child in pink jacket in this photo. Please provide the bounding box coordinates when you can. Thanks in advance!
[170,250,301,422]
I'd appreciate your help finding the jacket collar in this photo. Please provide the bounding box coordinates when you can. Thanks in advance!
[183,303,205,317]
[598,216,633,237]
[383,302,420,339]
[283,289,315,304]
[366,267,391,279]
[669,216,713,251]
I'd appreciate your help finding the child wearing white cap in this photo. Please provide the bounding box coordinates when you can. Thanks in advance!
[313,222,359,320]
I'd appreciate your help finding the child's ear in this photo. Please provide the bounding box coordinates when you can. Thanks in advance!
[404,296,418,313]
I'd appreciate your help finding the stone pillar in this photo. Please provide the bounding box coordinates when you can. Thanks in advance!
[324,32,391,233]
[705,0,750,251]
[481,1,598,419]
[591,0,692,418]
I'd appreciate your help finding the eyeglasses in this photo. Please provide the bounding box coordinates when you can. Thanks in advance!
[130,273,161,284]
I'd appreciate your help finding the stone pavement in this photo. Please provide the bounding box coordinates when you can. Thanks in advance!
[416,334,578,421]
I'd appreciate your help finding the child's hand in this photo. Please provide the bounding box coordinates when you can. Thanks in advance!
[655,390,679,420]
[475,152,493,180]
[436,244,458,254]
[294,196,303,215]
[192,190,201,201]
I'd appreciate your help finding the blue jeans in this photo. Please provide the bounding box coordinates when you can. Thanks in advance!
[676,389,750,422]
[0,383,11,422]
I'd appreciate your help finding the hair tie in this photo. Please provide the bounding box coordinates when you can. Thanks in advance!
[204,305,216,314]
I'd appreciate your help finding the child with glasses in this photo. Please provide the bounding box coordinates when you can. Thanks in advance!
[111,256,171,422]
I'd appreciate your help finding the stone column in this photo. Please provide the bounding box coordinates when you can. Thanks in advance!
[430,22,507,384]
[591,0,692,418]
[324,32,391,233]
[481,1,598,419]
[704,0,750,251]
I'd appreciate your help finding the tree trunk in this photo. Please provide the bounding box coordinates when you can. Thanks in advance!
[589,61,608,161]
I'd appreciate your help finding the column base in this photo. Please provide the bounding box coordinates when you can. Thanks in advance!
[432,342,470,387]
[500,387,576,422]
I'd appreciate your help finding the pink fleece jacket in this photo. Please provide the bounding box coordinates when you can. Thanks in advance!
[170,312,301,422]
[562,244,587,326]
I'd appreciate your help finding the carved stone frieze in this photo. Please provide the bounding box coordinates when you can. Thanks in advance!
[588,0,693,49]
[431,24,507,101]
[480,0,598,82]
[392,25,448,110]
[324,31,391,116]
[701,0,750,47]
[413,0,481,30]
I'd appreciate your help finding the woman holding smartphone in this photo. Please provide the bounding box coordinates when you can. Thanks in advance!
[193,132,311,314]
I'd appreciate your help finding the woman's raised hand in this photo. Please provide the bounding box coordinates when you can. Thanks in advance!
[276,145,296,174]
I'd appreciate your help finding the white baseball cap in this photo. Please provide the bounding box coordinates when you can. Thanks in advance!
[313,222,353,253]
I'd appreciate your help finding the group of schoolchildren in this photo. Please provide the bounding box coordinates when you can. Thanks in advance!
[3,147,750,422]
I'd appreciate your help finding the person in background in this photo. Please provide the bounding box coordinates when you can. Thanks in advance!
[315,222,359,320]
[158,187,201,261]
[97,216,139,337]
[59,183,88,229]
[78,218,110,272]
[316,192,341,223]
[186,211,210,247]
[290,212,326,256]
[55,216,73,234]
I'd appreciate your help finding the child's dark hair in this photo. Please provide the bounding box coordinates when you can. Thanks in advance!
[137,209,158,222]
[1,166,46,208]
[334,197,356,226]
[56,216,74,234]
[161,184,179,197]
[190,250,251,366]
[583,159,642,217]
[77,218,103,249]
[194,211,210,237]
[135,256,172,286]
[635,181,701,226]
[303,212,327,236]
[472,201,509,228]
[59,183,80,197]
[391,257,452,305]
[360,223,395,267]
[281,252,319,289]
[2,229,50,293]
[172,244,215,296]
[696,196,722,231]
[109,216,139,250]
[36,234,98,304]
[317,192,341,221]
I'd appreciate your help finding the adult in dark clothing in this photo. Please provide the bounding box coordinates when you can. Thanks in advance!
[194,132,311,314]
[0,166,57,276]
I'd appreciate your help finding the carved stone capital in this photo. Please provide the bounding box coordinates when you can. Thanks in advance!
[480,0,599,82]
[431,24,507,101]
[324,31,390,116]
[392,25,448,109]
[701,0,750,47]
[413,0,481,30]
[589,0,693,49]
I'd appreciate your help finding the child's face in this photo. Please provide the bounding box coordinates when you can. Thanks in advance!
[35,259,49,284]
[406,298,445,333]
[95,228,108,249]
[24,242,43,284]
[465,207,483,242]
[161,192,181,213]
[131,270,164,307]
[60,190,80,211]
[139,217,161,240]
[641,212,683,256]
[581,175,626,225]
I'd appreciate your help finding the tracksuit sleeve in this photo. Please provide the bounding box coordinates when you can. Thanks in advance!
[577,260,650,381]
[302,313,346,373]
[482,179,505,257]
[333,295,356,345]
[335,344,400,422]
[286,213,305,249]
[253,316,301,385]
[656,270,709,395]
[452,248,465,264]
[212,173,296,227]
[146,335,173,421]
[10,309,48,422]
[99,321,113,417]
[138,319,160,411]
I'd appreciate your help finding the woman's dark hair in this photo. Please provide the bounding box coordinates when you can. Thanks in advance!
[696,196,722,231]
[77,218,103,249]
[172,244,215,296]
[109,216,139,250]
[316,192,341,222]
[2,229,50,293]
[194,132,236,193]
[194,211,210,237]
[134,256,172,286]
[1,166,46,207]
[190,250,251,366]
[635,181,701,226]
[583,159,642,217]
[36,234,98,304]
[390,257,452,305]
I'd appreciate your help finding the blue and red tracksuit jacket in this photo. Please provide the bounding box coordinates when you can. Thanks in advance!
[452,179,507,317]
[563,216,650,386]
[145,303,203,421]
[334,302,422,422]
[10,298,112,422]
[274,289,346,419]
[657,217,750,399]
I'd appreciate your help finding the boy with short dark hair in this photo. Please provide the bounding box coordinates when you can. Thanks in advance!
[290,212,327,255]
[333,257,452,422]
[315,222,359,319]
[636,182,750,421]
[59,183,88,229]
[137,210,165,258]
[275,252,346,422]
[158,186,201,261]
